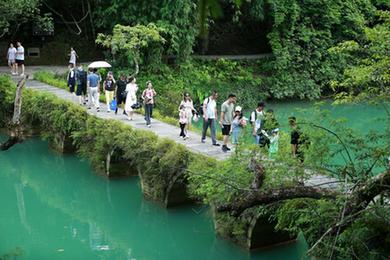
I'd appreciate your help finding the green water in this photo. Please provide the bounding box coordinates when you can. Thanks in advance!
[194,100,388,142]
[0,135,308,260]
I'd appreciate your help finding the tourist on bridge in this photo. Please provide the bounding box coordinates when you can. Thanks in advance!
[231,106,246,145]
[103,72,116,113]
[289,116,307,162]
[250,102,266,144]
[179,105,188,139]
[15,42,25,76]
[201,90,219,146]
[141,81,156,127]
[6,43,17,75]
[115,74,127,115]
[179,92,196,137]
[125,76,139,120]
[87,69,101,112]
[67,66,76,94]
[69,47,78,68]
[220,94,237,152]
[75,64,87,105]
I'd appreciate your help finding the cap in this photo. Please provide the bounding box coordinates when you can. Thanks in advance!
[235,106,242,112]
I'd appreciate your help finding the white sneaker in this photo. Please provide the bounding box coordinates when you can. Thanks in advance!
[147,124,151,128]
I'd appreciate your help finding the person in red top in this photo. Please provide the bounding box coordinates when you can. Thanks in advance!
[142,80,157,127]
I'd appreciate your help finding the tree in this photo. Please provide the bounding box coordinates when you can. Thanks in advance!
[0,0,51,38]
[330,10,390,103]
[96,23,166,74]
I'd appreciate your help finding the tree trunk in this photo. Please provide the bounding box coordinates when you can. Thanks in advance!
[0,76,27,151]
[217,186,338,217]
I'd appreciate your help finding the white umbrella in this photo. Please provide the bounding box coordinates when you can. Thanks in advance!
[88,61,112,69]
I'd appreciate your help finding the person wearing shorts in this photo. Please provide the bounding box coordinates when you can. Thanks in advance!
[15,42,25,76]
[220,94,236,152]
[7,43,17,75]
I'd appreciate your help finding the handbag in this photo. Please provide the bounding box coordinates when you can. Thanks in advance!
[110,98,117,111]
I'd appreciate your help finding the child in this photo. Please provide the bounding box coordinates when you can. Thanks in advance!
[231,106,246,145]
[179,105,188,139]
[269,128,279,159]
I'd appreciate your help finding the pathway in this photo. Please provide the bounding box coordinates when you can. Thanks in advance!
[21,78,230,161]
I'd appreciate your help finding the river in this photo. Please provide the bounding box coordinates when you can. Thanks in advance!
[0,134,308,259]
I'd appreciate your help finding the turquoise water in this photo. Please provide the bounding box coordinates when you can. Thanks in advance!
[0,135,308,259]
[194,100,388,142]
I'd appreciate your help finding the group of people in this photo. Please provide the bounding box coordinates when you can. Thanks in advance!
[67,64,157,127]
[6,42,25,76]
[178,90,306,159]
[198,91,281,155]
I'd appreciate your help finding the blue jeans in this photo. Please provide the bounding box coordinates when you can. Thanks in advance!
[145,104,153,125]
[201,118,217,144]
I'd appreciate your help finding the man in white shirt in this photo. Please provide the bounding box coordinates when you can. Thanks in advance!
[6,43,17,75]
[201,90,220,146]
[15,42,25,76]
[250,101,266,144]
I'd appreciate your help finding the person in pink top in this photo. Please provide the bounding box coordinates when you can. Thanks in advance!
[179,105,188,139]
[141,80,157,127]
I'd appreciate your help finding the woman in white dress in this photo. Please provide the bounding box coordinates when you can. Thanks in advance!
[68,47,78,68]
[179,92,195,135]
[125,77,138,120]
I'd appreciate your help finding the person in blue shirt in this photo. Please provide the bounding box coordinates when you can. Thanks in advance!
[87,69,100,112]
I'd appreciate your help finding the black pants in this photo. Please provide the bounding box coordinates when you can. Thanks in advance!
[180,123,186,137]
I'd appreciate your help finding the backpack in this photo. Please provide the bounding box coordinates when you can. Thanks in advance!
[198,97,210,115]
[77,70,87,84]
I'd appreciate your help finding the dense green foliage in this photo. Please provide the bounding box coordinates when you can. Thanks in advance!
[96,23,166,69]
[0,0,40,36]
[331,9,390,102]
[92,0,197,61]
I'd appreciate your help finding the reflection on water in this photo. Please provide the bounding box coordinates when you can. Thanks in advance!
[0,136,308,259]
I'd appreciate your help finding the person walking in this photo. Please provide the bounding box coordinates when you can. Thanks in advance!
[201,90,219,146]
[15,42,25,76]
[87,69,100,112]
[103,72,116,113]
[124,77,138,120]
[115,74,127,115]
[179,105,188,139]
[6,43,17,75]
[179,92,195,137]
[250,101,266,144]
[231,106,246,145]
[69,47,78,67]
[67,66,76,94]
[141,81,156,127]
[220,94,236,152]
[75,64,87,105]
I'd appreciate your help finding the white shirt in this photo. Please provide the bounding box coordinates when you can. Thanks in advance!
[16,46,24,60]
[250,109,265,131]
[7,47,16,60]
[203,97,217,119]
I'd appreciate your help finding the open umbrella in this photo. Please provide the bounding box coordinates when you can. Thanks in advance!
[88,61,112,69]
